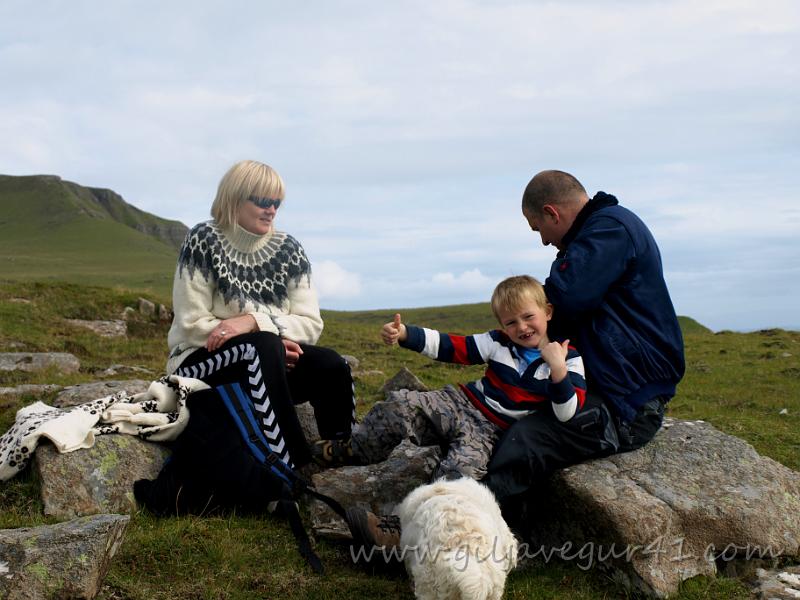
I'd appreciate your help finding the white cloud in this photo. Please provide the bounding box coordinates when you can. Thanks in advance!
[313,260,363,301]
[431,269,492,290]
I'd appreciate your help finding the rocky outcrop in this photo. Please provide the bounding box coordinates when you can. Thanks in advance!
[0,514,129,600]
[0,352,80,374]
[53,380,151,408]
[525,418,800,597]
[380,367,428,395]
[35,435,170,519]
[308,439,441,539]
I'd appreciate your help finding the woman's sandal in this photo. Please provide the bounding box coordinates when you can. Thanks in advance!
[311,438,354,467]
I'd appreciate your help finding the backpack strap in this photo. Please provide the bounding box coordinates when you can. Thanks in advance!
[215,383,349,572]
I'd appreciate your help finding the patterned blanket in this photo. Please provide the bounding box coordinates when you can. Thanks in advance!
[0,375,209,481]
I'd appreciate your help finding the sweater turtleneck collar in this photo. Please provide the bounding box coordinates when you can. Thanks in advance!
[223,222,275,253]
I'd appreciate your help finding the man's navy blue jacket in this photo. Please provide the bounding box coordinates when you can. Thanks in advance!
[545,192,685,422]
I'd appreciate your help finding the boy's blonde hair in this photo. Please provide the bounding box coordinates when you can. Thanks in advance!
[491,275,549,322]
[211,160,286,229]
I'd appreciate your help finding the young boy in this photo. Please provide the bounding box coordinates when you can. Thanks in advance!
[312,275,587,483]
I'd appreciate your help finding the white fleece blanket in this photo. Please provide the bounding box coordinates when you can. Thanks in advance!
[0,375,209,481]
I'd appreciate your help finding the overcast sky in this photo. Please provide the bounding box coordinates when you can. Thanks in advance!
[1,1,798,331]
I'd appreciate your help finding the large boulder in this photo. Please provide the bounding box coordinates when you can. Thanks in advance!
[0,514,129,600]
[309,439,442,539]
[35,435,170,519]
[0,352,80,374]
[53,380,151,408]
[526,418,800,597]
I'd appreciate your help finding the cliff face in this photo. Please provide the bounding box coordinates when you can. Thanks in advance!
[85,186,188,251]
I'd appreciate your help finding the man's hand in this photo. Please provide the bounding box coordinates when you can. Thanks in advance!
[282,339,303,370]
[541,339,569,383]
[381,313,407,345]
[206,314,257,352]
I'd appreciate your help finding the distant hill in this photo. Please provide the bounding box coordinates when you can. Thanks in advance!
[0,174,187,299]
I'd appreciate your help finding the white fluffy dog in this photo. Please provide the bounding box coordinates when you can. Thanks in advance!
[396,477,518,600]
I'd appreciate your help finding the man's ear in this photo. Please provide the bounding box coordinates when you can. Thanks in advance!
[542,204,560,223]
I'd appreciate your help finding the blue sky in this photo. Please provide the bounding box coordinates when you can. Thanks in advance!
[1,1,798,331]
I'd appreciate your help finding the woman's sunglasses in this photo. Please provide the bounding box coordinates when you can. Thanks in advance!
[248,196,282,209]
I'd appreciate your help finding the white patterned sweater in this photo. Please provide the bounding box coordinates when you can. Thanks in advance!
[166,221,323,374]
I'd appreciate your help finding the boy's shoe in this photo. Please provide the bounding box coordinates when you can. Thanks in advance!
[345,506,402,550]
[311,438,355,467]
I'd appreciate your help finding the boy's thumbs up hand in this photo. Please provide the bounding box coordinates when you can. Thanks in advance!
[381,313,407,345]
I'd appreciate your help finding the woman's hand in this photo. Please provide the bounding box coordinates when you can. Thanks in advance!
[206,315,257,352]
[282,339,303,370]
[381,313,407,345]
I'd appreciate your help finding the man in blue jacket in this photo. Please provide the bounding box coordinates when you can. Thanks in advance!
[482,169,685,506]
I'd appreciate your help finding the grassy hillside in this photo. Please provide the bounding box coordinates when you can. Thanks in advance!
[0,281,797,599]
[0,175,183,298]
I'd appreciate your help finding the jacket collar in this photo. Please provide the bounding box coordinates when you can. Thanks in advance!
[558,191,619,255]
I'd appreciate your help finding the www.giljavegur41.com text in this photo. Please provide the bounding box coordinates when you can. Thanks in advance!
[350,535,783,572]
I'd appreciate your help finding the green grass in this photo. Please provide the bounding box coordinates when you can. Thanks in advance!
[0,281,798,599]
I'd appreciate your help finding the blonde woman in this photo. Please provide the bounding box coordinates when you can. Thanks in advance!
[166,160,355,468]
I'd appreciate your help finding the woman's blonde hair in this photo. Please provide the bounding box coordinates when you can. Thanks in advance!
[211,160,286,229]
[490,275,550,322]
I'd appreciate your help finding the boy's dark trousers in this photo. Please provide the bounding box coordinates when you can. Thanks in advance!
[481,393,665,521]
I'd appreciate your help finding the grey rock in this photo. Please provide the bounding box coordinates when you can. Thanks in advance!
[53,380,151,408]
[309,439,441,539]
[0,352,80,374]
[137,298,155,317]
[157,304,171,321]
[0,514,129,600]
[295,402,320,442]
[526,418,800,598]
[35,435,170,519]
[120,306,136,320]
[0,384,62,398]
[341,354,360,369]
[751,566,800,599]
[7,298,31,304]
[100,364,154,377]
[380,367,428,395]
[352,369,385,380]
[65,319,127,338]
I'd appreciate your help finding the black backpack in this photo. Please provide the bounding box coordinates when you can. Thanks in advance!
[133,382,347,573]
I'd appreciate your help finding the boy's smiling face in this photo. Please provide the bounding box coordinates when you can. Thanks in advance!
[497,300,552,349]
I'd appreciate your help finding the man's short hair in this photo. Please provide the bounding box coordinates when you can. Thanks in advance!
[522,170,587,215]
[491,275,549,322]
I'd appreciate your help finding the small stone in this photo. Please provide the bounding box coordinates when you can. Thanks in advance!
[341,355,360,369]
[380,367,428,395]
[138,298,155,316]
[157,304,171,321]
[120,306,137,320]
[779,408,789,415]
